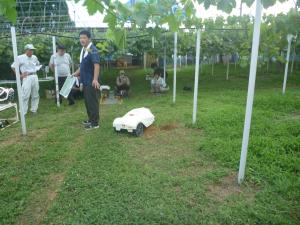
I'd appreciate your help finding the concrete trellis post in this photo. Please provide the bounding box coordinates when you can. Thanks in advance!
[173,32,177,103]
[238,0,263,184]
[282,34,293,94]
[52,36,60,107]
[192,29,201,124]
[11,27,27,135]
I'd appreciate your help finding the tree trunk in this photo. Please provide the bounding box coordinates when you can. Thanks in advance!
[267,59,269,73]
[211,62,214,76]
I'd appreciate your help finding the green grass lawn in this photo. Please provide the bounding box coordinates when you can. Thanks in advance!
[0,64,299,225]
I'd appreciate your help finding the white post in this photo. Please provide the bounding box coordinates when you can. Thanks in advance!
[192,29,201,124]
[282,34,293,94]
[173,32,177,103]
[152,36,155,49]
[163,46,166,83]
[143,52,147,70]
[185,54,188,67]
[52,36,60,107]
[11,27,27,135]
[238,0,262,184]
[179,55,182,68]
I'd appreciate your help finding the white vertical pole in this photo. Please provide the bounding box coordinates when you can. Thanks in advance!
[179,55,182,68]
[282,34,293,94]
[11,27,27,135]
[238,0,262,184]
[192,29,201,124]
[185,54,188,67]
[52,36,60,107]
[163,46,166,83]
[143,52,147,70]
[152,36,155,48]
[173,32,177,103]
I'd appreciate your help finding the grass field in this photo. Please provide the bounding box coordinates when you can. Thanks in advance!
[0,64,299,225]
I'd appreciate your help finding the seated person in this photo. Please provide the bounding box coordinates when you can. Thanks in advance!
[116,70,130,97]
[154,67,168,79]
[151,72,169,94]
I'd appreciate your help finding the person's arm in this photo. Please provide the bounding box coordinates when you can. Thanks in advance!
[11,59,28,79]
[49,55,55,72]
[90,47,100,89]
[92,63,100,89]
[72,68,80,77]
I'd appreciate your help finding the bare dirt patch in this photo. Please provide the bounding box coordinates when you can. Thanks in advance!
[130,123,207,179]
[0,128,48,148]
[17,172,65,225]
[160,123,180,131]
[206,172,258,202]
[144,123,180,138]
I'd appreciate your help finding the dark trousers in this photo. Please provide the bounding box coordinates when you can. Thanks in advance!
[83,85,100,125]
[58,77,75,104]
[117,84,130,92]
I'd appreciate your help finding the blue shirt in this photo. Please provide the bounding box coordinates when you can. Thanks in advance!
[80,44,100,86]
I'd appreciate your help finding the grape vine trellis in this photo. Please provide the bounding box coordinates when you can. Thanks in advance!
[1,0,297,184]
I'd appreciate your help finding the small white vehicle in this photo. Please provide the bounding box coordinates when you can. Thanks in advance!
[113,107,155,136]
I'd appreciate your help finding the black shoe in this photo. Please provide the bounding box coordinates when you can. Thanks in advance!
[85,124,99,130]
[82,120,91,125]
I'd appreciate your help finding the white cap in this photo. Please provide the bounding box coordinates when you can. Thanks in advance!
[24,44,36,50]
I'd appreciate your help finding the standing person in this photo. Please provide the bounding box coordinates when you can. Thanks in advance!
[11,44,40,116]
[72,30,100,130]
[49,45,75,105]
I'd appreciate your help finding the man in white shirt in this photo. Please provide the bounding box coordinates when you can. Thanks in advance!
[49,45,74,105]
[11,44,40,116]
[151,72,169,94]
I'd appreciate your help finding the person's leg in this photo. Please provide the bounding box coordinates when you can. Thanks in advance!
[83,86,91,122]
[21,77,31,115]
[30,75,40,113]
[85,86,100,126]
[68,89,75,105]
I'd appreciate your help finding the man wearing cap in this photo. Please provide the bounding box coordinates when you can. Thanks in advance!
[49,45,74,105]
[11,44,40,116]
[72,30,100,130]
[116,70,130,97]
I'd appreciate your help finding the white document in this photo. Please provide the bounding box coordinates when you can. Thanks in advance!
[59,76,76,98]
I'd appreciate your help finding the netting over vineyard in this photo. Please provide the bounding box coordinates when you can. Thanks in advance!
[0,0,75,34]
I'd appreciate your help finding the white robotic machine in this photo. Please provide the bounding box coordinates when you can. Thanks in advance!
[113,107,155,136]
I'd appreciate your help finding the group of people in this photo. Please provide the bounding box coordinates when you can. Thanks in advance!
[115,67,169,96]
[11,30,101,130]
[11,30,170,130]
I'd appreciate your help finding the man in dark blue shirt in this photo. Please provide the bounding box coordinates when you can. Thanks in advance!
[72,30,100,130]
